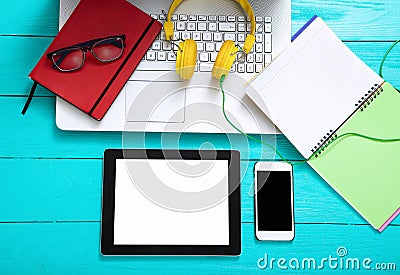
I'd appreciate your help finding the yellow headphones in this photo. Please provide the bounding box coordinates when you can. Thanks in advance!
[164,0,256,80]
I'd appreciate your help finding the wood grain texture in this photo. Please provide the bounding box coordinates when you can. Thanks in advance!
[291,0,400,40]
[0,223,398,274]
[1,0,399,40]
[1,38,399,96]
[1,158,398,225]
[0,36,53,96]
[1,0,399,273]
[0,96,303,160]
[0,0,59,36]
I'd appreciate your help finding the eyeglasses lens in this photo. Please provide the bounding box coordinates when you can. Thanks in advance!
[92,37,124,62]
[52,48,84,71]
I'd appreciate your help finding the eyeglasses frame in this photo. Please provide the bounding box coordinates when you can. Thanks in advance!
[46,34,126,72]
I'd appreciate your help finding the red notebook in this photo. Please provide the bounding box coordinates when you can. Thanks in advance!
[24,0,161,120]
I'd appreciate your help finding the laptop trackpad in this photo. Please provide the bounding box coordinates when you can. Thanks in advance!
[125,81,186,123]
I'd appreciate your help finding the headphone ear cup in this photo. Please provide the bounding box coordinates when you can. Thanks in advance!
[176,39,197,79]
[212,40,238,79]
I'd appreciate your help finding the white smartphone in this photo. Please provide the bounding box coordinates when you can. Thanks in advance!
[254,162,294,241]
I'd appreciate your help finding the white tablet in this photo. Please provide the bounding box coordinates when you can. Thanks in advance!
[101,149,241,255]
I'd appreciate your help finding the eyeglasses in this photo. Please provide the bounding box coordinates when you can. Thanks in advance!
[47,34,126,72]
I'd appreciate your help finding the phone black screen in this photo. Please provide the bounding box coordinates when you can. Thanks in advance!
[256,171,292,231]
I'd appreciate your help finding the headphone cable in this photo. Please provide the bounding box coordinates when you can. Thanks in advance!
[219,74,400,166]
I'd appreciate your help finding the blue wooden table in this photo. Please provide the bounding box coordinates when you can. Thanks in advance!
[1,0,399,274]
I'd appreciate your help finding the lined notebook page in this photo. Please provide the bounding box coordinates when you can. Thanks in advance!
[246,17,383,159]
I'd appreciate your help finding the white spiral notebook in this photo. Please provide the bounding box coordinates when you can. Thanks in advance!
[245,16,400,231]
[246,16,383,159]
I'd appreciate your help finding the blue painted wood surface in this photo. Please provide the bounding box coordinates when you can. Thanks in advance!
[0,0,399,273]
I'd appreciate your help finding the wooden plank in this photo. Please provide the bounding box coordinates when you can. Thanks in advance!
[0,40,399,161]
[1,0,399,40]
[0,159,102,222]
[242,161,400,226]
[291,0,400,40]
[0,222,398,274]
[0,36,53,96]
[0,0,59,36]
[1,159,398,225]
[1,2,398,273]
[0,96,302,160]
[1,38,399,96]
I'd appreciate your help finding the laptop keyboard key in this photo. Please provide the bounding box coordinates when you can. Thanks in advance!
[265,54,272,64]
[193,32,201,41]
[187,22,196,31]
[202,32,212,41]
[238,33,245,42]
[199,52,209,62]
[176,22,185,30]
[224,33,235,41]
[181,32,191,40]
[219,22,235,32]
[215,42,223,51]
[157,52,166,61]
[162,41,172,51]
[198,22,207,31]
[246,53,254,63]
[208,22,217,32]
[167,52,176,61]
[144,14,275,75]
[197,42,204,52]
[238,63,245,73]
[146,51,156,61]
[214,33,223,42]
[246,63,254,73]
[264,34,272,52]
[152,41,161,50]
[210,52,218,62]
[206,43,214,52]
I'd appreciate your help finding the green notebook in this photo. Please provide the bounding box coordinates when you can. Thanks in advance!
[308,82,400,231]
[246,17,400,231]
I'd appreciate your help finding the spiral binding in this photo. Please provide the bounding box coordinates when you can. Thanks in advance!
[311,83,383,157]
[312,130,339,157]
[355,83,384,112]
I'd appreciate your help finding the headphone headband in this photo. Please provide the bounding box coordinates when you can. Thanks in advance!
[163,0,256,53]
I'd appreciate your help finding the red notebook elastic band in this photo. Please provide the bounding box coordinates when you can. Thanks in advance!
[89,18,157,116]
[21,81,38,115]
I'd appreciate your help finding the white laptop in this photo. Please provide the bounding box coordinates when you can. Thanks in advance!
[56,0,291,133]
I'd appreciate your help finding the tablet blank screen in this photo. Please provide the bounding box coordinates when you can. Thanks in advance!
[114,159,229,245]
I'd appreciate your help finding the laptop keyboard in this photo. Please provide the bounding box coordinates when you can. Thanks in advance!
[139,14,272,74]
